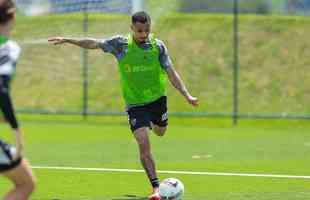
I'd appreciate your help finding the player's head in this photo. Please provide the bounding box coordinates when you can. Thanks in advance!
[131,11,151,43]
[0,0,16,26]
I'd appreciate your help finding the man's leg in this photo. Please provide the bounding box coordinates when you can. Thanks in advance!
[133,127,160,199]
[150,96,168,137]
[151,123,167,137]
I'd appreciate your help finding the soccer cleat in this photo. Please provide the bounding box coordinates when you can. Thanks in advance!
[149,191,161,200]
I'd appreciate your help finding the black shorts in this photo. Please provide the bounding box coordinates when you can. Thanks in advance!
[0,140,22,173]
[127,96,168,132]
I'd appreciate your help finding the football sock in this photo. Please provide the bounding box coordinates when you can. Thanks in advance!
[151,178,160,188]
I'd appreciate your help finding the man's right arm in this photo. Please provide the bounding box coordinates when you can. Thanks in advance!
[48,37,100,49]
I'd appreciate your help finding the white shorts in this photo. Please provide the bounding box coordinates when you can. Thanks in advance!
[0,140,21,172]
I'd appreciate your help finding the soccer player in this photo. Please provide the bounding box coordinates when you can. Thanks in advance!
[48,11,198,200]
[0,0,36,200]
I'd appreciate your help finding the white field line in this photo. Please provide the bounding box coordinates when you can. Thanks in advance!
[31,166,310,180]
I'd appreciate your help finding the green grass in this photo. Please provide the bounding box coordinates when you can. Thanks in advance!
[10,13,310,116]
[1,121,310,199]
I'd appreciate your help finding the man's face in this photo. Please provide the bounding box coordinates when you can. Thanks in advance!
[131,22,151,43]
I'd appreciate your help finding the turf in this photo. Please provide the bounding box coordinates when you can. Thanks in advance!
[1,121,309,199]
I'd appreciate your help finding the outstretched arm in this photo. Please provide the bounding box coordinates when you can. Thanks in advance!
[48,37,100,49]
[166,66,198,107]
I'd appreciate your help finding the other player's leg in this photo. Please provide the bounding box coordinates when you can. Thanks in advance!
[2,159,36,200]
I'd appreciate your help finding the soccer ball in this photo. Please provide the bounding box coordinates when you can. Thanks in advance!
[159,178,184,200]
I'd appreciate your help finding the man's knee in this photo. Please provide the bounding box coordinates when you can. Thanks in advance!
[153,126,167,136]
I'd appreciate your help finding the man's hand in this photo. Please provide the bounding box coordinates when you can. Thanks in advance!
[186,95,199,107]
[48,37,67,45]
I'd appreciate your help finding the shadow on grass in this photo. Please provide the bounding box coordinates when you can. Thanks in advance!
[40,195,148,200]
[111,194,148,200]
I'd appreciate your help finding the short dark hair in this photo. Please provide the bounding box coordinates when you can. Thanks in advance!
[132,11,151,24]
[0,0,15,25]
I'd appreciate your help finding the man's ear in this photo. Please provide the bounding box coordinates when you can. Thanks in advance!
[130,24,134,31]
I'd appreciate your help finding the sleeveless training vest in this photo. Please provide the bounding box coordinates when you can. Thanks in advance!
[118,34,167,105]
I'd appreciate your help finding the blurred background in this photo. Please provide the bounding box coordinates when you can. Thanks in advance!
[11,0,310,123]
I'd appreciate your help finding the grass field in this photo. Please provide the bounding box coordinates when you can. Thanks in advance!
[1,119,310,200]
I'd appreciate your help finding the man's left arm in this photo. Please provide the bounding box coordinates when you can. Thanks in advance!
[166,66,198,107]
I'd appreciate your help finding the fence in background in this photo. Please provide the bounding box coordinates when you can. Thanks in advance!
[13,0,310,124]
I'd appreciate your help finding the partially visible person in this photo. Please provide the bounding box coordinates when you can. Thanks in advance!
[0,0,36,199]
